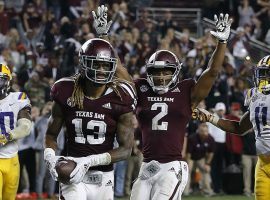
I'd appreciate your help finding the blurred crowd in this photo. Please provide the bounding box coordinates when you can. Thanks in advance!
[0,0,268,199]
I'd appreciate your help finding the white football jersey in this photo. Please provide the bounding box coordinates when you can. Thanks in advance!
[0,92,31,158]
[245,88,270,155]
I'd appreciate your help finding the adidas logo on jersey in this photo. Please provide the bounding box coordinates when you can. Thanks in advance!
[171,87,180,93]
[105,180,113,186]
[102,103,112,109]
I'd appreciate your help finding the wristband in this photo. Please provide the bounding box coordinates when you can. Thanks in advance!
[218,40,227,44]
[209,114,220,126]
[98,33,108,38]
[89,152,111,166]
[44,148,55,160]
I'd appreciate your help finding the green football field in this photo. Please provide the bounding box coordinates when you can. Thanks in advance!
[184,195,252,200]
[116,194,253,200]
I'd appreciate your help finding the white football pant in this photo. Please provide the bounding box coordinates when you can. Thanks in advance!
[60,170,114,200]
[130,161,189,200]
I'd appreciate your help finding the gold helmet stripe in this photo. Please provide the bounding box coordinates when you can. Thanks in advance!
[257,55,270,67]
[0,63,12,80]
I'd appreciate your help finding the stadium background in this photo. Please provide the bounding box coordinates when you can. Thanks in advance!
[0,0,269,199]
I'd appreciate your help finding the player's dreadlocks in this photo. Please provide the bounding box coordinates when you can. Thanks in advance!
[71,73,123,109]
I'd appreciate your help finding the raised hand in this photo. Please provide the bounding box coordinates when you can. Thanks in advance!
[92,5,113,36]
[210,13,233,43]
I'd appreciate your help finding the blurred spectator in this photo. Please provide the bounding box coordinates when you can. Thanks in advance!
[201,28,216,48]
[22,2,43,31]
[184,123,215,196]
[44,21,64,51]
[179,32,193,56]
[187,39,207,76]
[133,8,149,32]
[24,71,49,109]
[16,19,45,53]
[229,26,251,71]
[224,103,243,166]
[35,42,48,67]
[238,0,255,27]
[43,53,63,81]
[256,0,270,41]
[17,106,40,198]
[158,9,178,37]
[143,19,159,49]
[47,0,61,21]
[118,31,136,63]
[136,32,154,66]
[229,77,247,111]
[242,130,257,197]
[238,55,253,83]
[34,102,64,199]
[205,75,229,109]
[207,102,227,194]
[0,1,9,34]
[4,0,25,13]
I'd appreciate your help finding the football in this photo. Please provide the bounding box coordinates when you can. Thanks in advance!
[55,157,77,184]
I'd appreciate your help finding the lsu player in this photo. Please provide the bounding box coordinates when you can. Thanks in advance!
[193,55,270,200]
[0,64,32,200]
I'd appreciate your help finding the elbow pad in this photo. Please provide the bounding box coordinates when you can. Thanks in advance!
[9,118,32,140]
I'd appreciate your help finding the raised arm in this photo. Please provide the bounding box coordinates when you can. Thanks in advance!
[191,14,232,108]
[91,5,134,83]
[193,108,253,135]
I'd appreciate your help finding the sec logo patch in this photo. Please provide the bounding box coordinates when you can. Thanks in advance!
[140,85,149,92]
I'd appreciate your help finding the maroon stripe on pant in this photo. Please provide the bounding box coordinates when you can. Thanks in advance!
[169,181,181,200]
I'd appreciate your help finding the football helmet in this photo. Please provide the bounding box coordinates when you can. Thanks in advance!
[0,64,12,97]
[146,50,182,94]
[79,38,117,84]
[254,55,270,94]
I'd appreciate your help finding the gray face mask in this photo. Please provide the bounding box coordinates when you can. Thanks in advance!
[0,76,9,97]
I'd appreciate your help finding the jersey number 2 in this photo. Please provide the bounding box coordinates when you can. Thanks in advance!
[72,119,106,144]
[151,103,168,130]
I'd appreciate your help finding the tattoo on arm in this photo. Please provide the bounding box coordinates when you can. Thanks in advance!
[109,112,134,163]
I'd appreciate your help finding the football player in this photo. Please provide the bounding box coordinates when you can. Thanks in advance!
[0,64,32,200]
[193,55,270,200]
[44,37,136,199]
[94,5,232,199]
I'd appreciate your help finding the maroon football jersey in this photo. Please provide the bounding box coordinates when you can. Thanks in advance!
[135,78,195,163]
[51,77,136,171]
